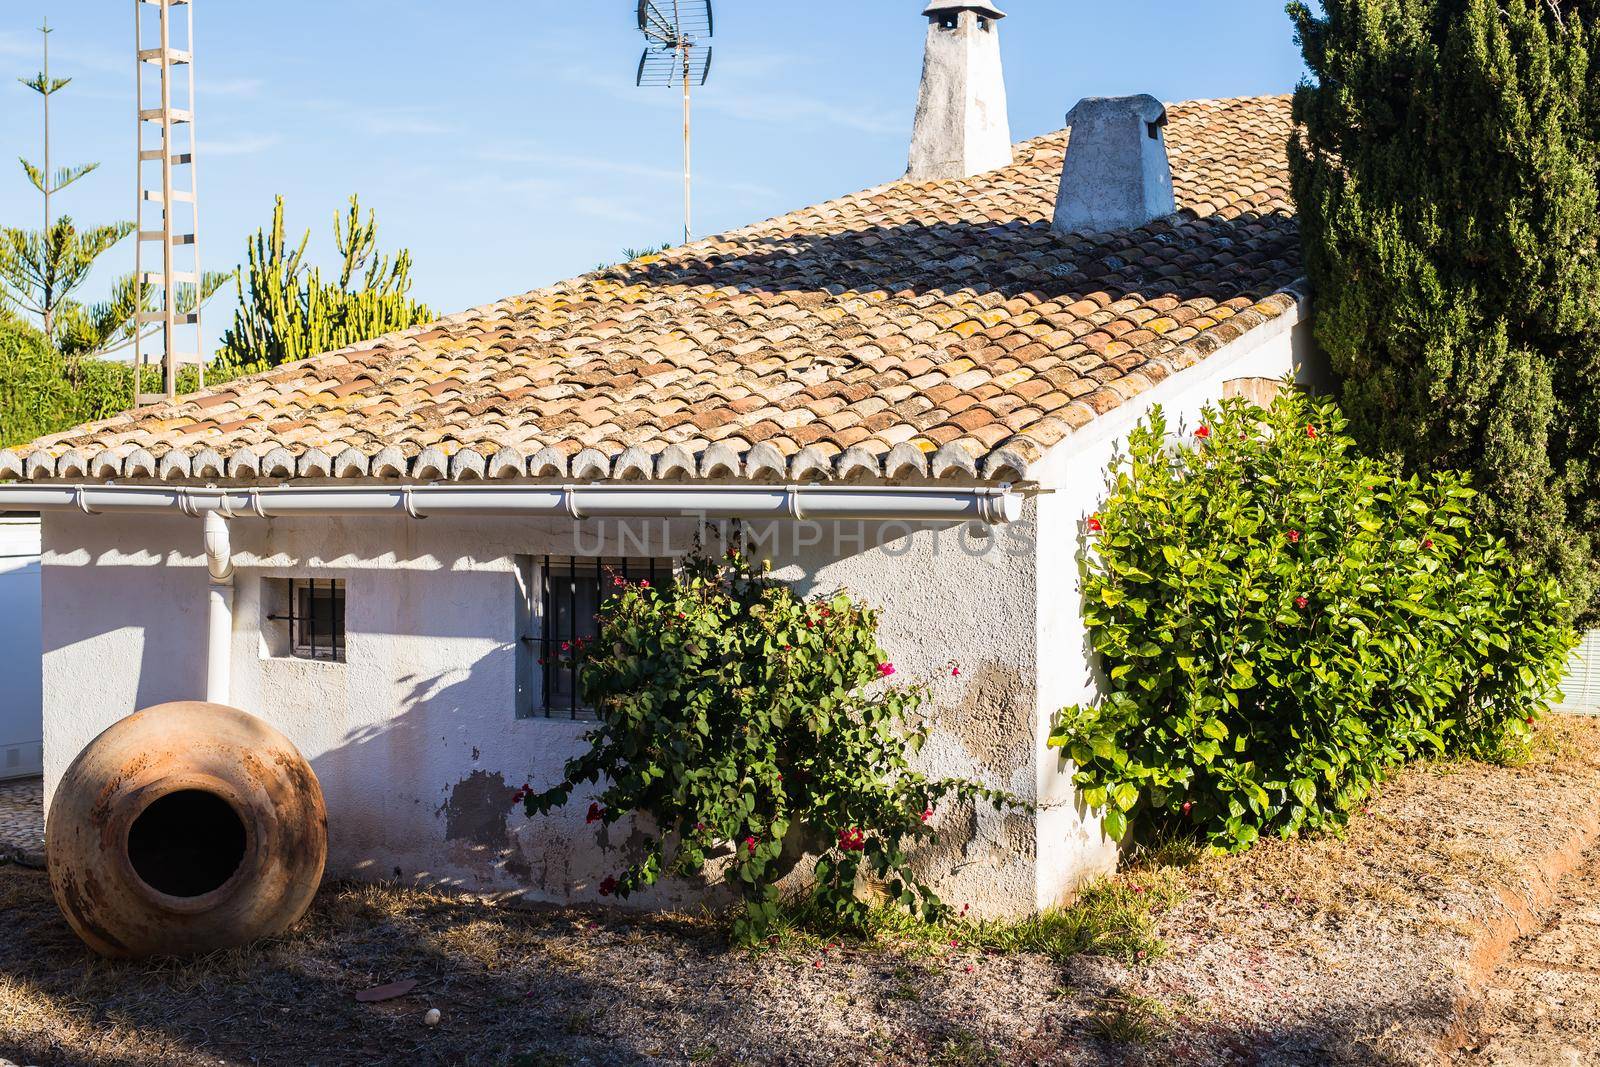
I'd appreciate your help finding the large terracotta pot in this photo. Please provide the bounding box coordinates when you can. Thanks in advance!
[46,702,327,959]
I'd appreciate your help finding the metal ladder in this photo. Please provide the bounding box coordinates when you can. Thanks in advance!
[134,0,203,406]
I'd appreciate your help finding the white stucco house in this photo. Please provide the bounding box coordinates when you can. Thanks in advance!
[0,4,1322,916]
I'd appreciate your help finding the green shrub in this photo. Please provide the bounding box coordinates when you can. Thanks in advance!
[1049,387,1576,851]
[525,548,1011,944]
[0,321,237,448]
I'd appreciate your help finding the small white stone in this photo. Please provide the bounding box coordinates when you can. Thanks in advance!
[423,1007,442,1027]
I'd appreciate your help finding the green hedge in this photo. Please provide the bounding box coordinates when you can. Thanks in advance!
[1049,387,1576,850]
[1,322,228,448]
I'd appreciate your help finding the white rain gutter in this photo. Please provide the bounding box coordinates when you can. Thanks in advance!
[0,482,1024,524]
[0,481,1023,707]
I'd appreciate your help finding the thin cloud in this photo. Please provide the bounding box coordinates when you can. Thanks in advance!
[570,195,653,225]
[476,145,779,200]
[206,133,281,157]
[207,77,265,98]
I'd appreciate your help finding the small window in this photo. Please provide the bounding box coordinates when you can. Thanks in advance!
[266,578,346,662]
[517,556,673,720]
[938,13,959,30]
[977,16,991,31]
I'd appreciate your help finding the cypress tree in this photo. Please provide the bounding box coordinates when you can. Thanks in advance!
[1288,0,1600,621]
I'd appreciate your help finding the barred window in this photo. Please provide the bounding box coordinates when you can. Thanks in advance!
[266,578,346,663]
[516,557,673,720]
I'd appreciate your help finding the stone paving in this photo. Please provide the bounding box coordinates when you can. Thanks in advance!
[0,777,43,865]
[1458,844,1600,1066]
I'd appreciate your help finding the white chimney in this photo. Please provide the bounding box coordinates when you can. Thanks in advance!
[907,1,1013,181]
[1052,95,1176,235]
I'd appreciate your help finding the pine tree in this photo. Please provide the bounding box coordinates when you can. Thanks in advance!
[218,195,432,369]
[1289,0,1600,621]
[0,21,134,342]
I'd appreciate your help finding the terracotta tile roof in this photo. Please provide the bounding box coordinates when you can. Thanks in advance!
[4,95,1302,485]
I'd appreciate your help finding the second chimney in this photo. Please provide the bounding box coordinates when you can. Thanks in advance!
[1052,95,1176,236]
[907,1,1013,181]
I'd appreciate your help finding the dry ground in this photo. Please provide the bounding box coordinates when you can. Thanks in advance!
[3,720,1600,1067]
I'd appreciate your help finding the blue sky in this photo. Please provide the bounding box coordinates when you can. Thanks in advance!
[0,2,1308,355]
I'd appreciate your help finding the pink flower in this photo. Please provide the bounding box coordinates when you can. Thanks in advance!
[612,575,625,587]
[951,665,961,677]
[1181,800,1193,816]
[1086,516,1103,533]
[598,876,617,897]
[921,807,934,823]
[964,964,975,973]
[1287,529,1301,544]
[640,579,650,588]
[744,835,758,852]
[561,641,571,652]
[878,663,896,678]
[586,802,604,824]
[1195,425,1212,440]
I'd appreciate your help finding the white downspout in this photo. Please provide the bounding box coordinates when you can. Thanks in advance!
[202,510,234,705]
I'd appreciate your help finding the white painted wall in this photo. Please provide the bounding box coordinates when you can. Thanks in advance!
[0,516,42,780]
[38,300,1313,917]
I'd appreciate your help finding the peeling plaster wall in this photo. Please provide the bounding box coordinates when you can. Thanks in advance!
[38,299,1315,919]
[41,508,1051,917]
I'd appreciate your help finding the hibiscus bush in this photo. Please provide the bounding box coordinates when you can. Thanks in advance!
[524,547,1010,943]
[1049,387,1576,851]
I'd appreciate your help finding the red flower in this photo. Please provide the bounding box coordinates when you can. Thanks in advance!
[878,662,896,678]
[1526,716,1536,726]
[1423,538,1434,550]
[1294,596,1309,610]
[694,822,706,832]
[744,835,758,852]
[1287,529,1301,544]
[639,579,650,588]
[612,575,625,587]
[598,876,617,897]
[561,641,571,652]
[586,802,604,824]
[837,827,866,852]
[921,807,934,823]
[783,644,793,651]
[1195,425,1212,439]
[951,665,961,677]
[1181,800,1193,816]
[1086,516,1103,533]
[1306,425,1318,438]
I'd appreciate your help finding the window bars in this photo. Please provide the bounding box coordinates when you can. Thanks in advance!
[268,578,346,662]
[528,557,667,719]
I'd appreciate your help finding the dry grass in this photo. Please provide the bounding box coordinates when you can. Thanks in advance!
[3,719,1599,1067]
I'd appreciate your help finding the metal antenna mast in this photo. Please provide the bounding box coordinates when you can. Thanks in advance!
[636,0,713,244]
[134,0,204,404]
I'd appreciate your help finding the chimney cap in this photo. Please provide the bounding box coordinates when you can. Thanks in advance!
[922,1,1007,19]
[1066,94,1168,128]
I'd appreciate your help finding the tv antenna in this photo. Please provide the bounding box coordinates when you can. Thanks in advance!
[635,0,713,245]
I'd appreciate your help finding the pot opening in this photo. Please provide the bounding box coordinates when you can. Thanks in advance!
[127,789,247,898]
